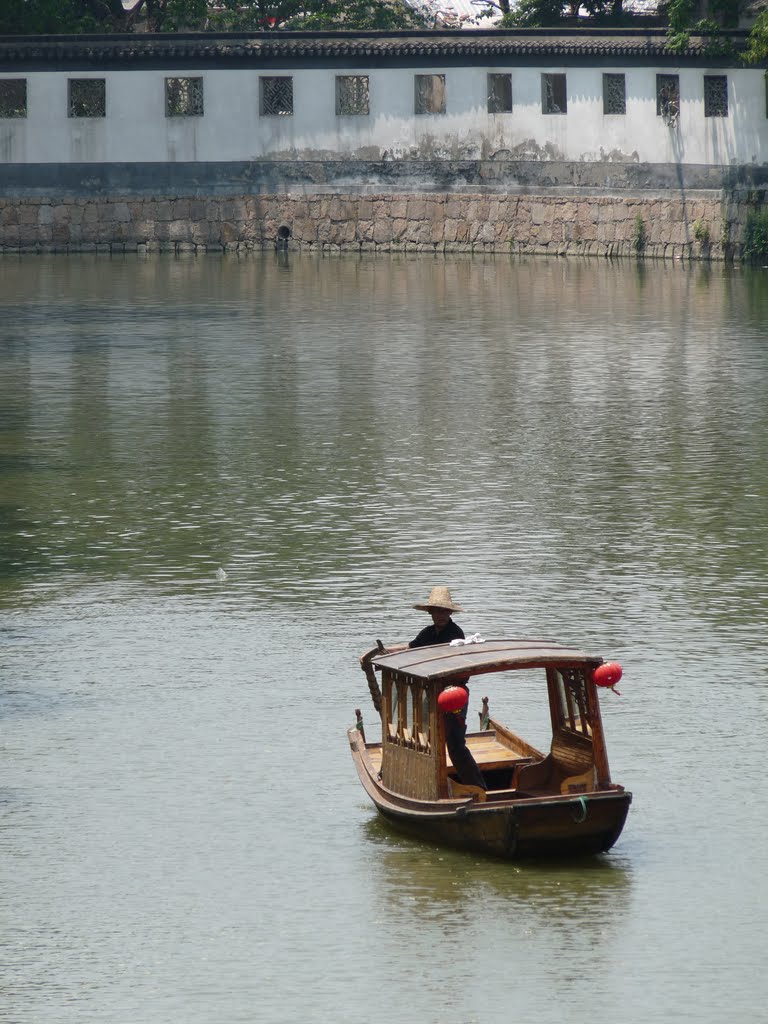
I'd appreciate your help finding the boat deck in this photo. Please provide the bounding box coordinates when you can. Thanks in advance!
[366,730,533,774]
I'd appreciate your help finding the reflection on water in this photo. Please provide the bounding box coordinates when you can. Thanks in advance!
[2,254,767,631]
[362,814,638,1024]
[2,253,768,1024]
[363,817,632,919]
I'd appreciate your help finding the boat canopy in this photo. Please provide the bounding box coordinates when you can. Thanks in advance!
[372,639,602,682]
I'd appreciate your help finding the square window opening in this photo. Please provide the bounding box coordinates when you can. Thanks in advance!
[165,77,204,117]
[542,73,567,114]
[260,76,293,116]
[488,73,512,114]
[704,75,728,117]
[336,75,369,116]
[69,79,106,118]
[415,74,446,115]
[603,73,626,115]
[656,74,680,126]
[0,79,27,118]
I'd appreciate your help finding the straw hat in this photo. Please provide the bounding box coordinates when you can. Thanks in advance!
[413,586,464,613]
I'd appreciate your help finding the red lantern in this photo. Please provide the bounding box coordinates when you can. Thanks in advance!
[593,662,623,693]
[437,686,469,713]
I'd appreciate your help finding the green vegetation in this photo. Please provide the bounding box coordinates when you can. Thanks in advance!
[476,0,745,34]
[745,9,768,63]
[632,214,647,255]
[478,0,627,26]
[742,206,768,264]
[0,0,425,33]
[664,0,742,55]
[0,0,766,63]
[481,0,762,61]
[692,218,710,244]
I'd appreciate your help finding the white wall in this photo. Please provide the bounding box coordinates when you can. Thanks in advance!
[1,64,766,165]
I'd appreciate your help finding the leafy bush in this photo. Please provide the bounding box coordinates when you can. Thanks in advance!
[692,218,710,244]
[631,214,647,254]
[0,0,425,34]
[742,207,768,264]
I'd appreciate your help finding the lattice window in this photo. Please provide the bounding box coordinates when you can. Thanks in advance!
[487,73,512,114]
[559,669,592,734]
[657,74,680,126]
[415,74,446,115]
[704,75,728,117]
[165,77,204,117]
[336,75,369,116]
[402,680,416,746]
[603,73,626,115]
[383,676,432,752]
[0,79,26,118]
[260,76,293,116]
[416,685,431,753]
[385,675,399,743]
[68,79,106,118]
[542,73,567,114]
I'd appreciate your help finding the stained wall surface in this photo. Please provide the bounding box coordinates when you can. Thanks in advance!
[0,64,766,168]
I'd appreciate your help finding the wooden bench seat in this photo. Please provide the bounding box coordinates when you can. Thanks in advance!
[483,788,520,801]
[461,732,533,772]
[515,730,596,795]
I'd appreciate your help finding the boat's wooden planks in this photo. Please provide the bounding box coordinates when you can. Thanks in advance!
[364,733,527,773]
[350,724,632,857]
[488,719,545,760]
[467,733,521,759]
[373,640,599,682]
[462,732,532,771]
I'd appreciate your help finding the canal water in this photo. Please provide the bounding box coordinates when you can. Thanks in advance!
[1,252,767,1024]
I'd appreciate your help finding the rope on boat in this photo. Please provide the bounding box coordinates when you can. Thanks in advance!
[571,796,588,823]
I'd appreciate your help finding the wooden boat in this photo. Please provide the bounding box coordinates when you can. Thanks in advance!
[348,639,631,859]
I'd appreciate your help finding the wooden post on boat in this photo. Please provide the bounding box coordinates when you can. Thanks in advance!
[479,696,490,730]
[360,646,382,714]
[355,708,366,743]
[585,671,612,786]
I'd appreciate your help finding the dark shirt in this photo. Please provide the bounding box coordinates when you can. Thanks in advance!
[409,618,465,648]
[407,617,484,788]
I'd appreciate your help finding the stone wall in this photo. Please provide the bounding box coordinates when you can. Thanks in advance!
[0,189,751,260]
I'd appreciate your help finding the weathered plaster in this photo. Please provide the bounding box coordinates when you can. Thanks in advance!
[2,159,768,198]
[597,147,641,163]
[2,63,768,168]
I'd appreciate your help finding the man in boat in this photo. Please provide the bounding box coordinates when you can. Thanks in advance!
[408,587,487,791]
[409,586,466,647]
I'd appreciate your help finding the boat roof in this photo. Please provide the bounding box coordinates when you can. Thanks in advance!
[372,639,602,682]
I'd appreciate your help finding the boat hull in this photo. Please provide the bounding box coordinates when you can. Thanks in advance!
[349,728,631,860]
[375,791,631,858]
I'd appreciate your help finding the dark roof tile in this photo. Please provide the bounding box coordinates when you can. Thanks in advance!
[0,29,754,66]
